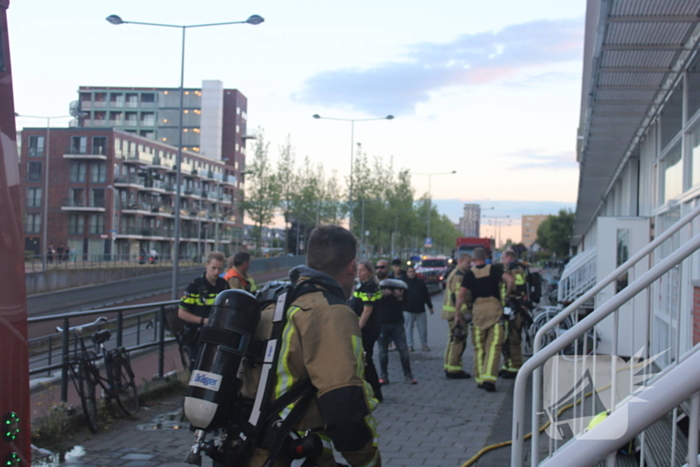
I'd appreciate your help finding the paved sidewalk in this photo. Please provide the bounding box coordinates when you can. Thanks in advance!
[34,290,518,466]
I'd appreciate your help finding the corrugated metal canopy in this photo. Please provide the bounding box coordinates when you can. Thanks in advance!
[574,0,700,240]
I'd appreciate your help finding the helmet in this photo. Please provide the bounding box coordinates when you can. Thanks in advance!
[379,279,408,290]
[452,323,467,342]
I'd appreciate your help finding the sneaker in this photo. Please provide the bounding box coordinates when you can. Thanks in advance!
[445,371,471,380]
[404,376,418,385]
[388,343,397,352]
[422,345,431,351]
[379,378,390,385]
[481,382,497,392]
[408,346,414,352]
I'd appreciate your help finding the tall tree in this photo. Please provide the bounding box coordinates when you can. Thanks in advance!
[536,209,575,258]
[276,136,297,254]
[241,130,281,256]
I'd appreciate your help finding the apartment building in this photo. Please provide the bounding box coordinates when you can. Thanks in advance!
[458,203,481,237]
[20,128,241,260]
[72,80,248,168]
[521,214,547,247]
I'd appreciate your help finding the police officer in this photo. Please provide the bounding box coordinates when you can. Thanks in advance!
[246,225,380,467]
[178,251,229,368]
[224,251,257,292]
[441,253,472,379]
[455,247,514,392]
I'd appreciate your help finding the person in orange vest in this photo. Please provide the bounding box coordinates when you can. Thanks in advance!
[224,251,257,293]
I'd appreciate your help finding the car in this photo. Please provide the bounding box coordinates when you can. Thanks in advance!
[415,257,450,293]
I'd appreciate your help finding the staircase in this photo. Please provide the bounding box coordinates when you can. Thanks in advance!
[558,246,597,304]
[511,205,700,467]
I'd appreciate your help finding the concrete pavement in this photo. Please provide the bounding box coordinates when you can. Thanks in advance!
[33,290,520,467]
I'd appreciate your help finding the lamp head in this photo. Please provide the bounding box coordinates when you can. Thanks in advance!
[106,15,124,25]
[386,115,394,120]
[312,114,321,119]
[246,15,264,25]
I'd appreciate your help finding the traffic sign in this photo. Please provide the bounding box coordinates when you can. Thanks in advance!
[108,229,118,233]
[424,237,432,248]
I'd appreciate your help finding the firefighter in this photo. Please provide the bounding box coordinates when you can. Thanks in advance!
[500,249,529,379]
[245,225,380,467]
[441,252,472,379]
[455,247,514,392]
[224,251,257,293]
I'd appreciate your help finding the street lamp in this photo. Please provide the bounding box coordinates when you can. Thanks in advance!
[312,114,394,231]
[411,170,456,252]
[483,214,511,249]
[15,113,75,270]
[106,13,264,299]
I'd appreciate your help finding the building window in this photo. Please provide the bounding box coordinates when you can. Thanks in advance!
[26,187,42,208]
[93,136,108,155]
[141,93,155,103]
[70,188,85,207]
[28,136,45,156]
[91,188,105,208]
[70,162,87,183]
[68,214,84,234]
[27,161,42,182]
[663,144,683,203]
[88,215,104,235]
[25,213,41,234]
[91,162,106,183]
[71,136,87,155]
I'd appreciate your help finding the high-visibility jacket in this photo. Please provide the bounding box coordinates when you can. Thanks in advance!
[224,267,257,293]
[243,266,380,467]
[178,273,228,318]
[442,267,470,320]
[501,262,527,303]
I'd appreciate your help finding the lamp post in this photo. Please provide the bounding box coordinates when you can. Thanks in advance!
[312,114,394,231]
[106,13,264,299]
[483,214,511,249]
[106,185,118,260]
[15,113,75,270]
[412,170,457,253]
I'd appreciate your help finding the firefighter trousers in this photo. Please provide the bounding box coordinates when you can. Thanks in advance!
[471,297,504,384]
[502,314,523,372]
[444,317,467,373]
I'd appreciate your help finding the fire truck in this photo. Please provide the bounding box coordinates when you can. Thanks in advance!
[455,237,495,258]
[0,1,31,464]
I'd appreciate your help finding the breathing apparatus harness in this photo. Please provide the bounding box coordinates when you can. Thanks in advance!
[184,279,330,467]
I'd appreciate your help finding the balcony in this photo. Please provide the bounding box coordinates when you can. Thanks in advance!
[114,175,145,188]
[121,152,149,165]
[63,146,108,160]
[150,156,171,170]
[120,227,169,238]
[61,198,106,212]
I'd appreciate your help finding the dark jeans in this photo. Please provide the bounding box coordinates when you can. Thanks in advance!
[362,326,383,401]
[378,322,413,380]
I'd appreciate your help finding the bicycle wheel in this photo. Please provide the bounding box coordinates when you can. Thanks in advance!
[112,354,139,415]
[78,362,99,433]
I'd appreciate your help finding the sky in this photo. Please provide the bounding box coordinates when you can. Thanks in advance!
[9,0,585,243]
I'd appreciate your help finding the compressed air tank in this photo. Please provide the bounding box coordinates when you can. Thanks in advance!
[184,289,260,431]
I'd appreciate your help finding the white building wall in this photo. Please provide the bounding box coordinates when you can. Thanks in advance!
[200,80,224,160]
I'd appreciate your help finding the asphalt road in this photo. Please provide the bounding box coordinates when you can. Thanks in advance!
[27,266,202,318]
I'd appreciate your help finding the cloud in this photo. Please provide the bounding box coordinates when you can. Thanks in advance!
[294,18,583,115]
[507,150,578,171]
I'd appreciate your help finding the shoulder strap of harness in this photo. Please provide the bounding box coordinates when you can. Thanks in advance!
[242,279,321,465]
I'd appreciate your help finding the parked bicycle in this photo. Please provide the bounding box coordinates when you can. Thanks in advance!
[522,305,598,357]
[58,316,139,433]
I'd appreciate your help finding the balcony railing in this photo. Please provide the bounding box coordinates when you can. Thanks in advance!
[62,198,106,210]
[114,175,145,186]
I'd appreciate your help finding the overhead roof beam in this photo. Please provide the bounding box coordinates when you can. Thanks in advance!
[607,15,700,23]
[596,85,661,90]
[601,44,687,51]
[599,67,672,72]
[594,99,658,103]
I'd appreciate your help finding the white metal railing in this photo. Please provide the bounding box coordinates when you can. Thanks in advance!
[511,204,700,467]
[558,246,597,303]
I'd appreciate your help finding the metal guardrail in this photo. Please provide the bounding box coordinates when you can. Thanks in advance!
[28,300,180,403]
[511,204,700,466]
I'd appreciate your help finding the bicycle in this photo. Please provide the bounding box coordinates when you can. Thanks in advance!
[58,316,139,433]
[522,305,598,357]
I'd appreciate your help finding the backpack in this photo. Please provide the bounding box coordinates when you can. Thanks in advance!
[527,270,542,304]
